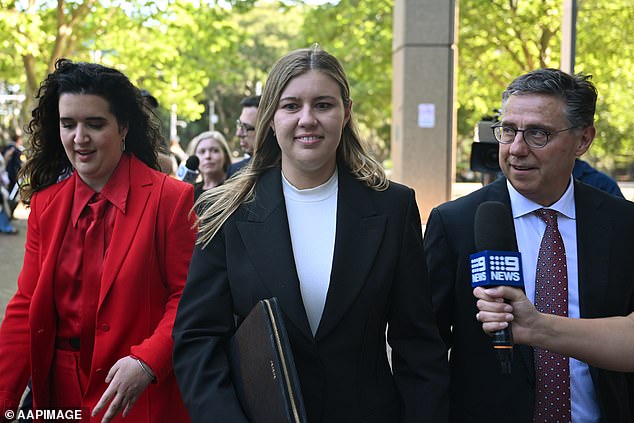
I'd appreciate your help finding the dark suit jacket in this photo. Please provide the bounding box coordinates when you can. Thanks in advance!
[173,166,449,423]
[424,177,634,423]
[227,157,250,178]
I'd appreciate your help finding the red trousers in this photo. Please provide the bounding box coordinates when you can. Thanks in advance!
[50,348,89,422]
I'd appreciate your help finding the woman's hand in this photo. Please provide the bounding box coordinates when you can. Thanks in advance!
[92,356,155,423]
[473,286,541,344]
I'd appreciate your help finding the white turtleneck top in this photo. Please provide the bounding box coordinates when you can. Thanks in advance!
[282,170,338,335]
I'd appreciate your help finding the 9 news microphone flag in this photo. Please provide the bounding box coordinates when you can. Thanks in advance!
[471,201,525,374]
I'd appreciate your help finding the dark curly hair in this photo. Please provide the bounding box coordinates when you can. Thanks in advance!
[20,58,162,203]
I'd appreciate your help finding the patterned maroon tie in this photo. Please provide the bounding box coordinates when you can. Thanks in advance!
[533,208,571,423]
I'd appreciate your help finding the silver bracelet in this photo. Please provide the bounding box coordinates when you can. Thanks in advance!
[134,357,156,383]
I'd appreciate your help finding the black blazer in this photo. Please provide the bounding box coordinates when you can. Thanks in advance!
[173,166,449,423]
[227,157,250,178]
[424,177,634,423]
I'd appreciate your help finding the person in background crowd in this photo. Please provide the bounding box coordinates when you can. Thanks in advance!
[185,130,231,201]
[2,131,24,194]
[0,59,196,423]
[424,68,634,422]
[169,137,188,166]
[0,152,17,234]
[173,46,449,423]
[2,131,25,218]
[573,157,624,198]
[226,95,260,177]
[140,90,177,176]
[474,285,634,372]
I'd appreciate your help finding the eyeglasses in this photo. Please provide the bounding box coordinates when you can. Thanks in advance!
[236,120,255,133]
[491,123,577,149]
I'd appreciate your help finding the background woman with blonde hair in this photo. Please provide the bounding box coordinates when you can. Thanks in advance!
[185,130,231,200]
[173,46,449,422]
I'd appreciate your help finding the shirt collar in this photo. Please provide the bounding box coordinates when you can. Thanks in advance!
[71,174,96,227]
[506,176,576,220]
[71,154,130,226]
[281,166,338,199]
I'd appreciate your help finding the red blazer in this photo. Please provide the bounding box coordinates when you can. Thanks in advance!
[0,154,196,422]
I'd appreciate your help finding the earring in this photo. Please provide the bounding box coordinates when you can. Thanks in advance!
[121,137,126,152]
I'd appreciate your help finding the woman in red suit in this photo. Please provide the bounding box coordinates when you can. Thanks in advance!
[0,59,196,422]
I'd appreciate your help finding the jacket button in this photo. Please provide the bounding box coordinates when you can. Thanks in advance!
[100,324,110,332]
[36,329,44,335]
[96,368,104,374]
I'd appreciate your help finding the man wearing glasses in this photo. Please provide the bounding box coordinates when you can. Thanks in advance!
[424,68,634,422]
[227,95,260,177]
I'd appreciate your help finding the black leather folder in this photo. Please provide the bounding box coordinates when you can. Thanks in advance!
[229,298,308,423]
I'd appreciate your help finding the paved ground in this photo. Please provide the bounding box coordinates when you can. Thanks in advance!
[0,204,28,324]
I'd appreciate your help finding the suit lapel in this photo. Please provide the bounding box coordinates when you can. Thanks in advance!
[38,177,75,272]
[236,168,313,340]
[484,178,513,210]
[315,169,386,339]
[99,157,152,306]
[574,181,610,317]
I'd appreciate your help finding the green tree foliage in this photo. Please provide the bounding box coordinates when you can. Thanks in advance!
[299,0,393,161]
[188,1,304,150]
[457,0,563,178]
[0,0,253,139]
[575,0,634,175]
[458,0,634,177]
[2,1,633,177]
[1,0,105,120]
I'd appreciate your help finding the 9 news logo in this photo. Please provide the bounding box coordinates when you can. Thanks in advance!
[488,255,520,272]
[470,251,524,287]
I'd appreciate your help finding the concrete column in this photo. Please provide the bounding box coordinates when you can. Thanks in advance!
[560,0,577,74]
[391,0,458,222]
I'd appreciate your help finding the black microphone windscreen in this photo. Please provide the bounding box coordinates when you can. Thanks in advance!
[474,201,516,252]
[185,155,200,170]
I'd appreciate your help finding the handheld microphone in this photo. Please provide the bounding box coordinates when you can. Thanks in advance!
[176,155,200,183]
[471,201,524,374]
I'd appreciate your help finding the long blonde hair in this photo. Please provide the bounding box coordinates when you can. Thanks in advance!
[195,46,387,247]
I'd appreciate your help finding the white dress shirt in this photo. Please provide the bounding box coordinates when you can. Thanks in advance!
[507,178,599,423]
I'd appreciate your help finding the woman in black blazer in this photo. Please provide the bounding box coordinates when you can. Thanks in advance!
[173,46,449,423]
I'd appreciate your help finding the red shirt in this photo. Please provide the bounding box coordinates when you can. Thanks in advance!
[55,155,130,340]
